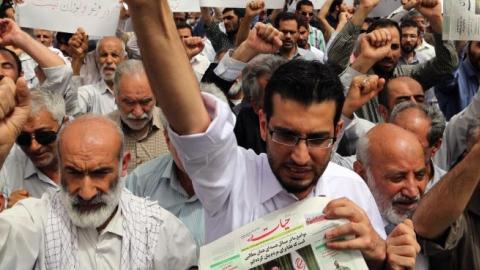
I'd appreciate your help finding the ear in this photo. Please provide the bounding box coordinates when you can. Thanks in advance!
[120,151,131,177]
[353,160,366,181]
[378,104,389,122]
[258,109,268,142]
[430,138,442,157]
[335,119,344,140]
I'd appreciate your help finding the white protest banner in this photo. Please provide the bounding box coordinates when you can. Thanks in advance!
[369,0,402,17]
[17,0,120,36]
[169,0,201,12]
[443,0,479,40]
[200,0,284,9]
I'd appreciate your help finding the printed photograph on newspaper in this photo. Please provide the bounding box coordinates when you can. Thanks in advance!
[199,197,368,270]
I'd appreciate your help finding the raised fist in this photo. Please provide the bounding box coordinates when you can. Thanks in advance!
[246,23,283,54]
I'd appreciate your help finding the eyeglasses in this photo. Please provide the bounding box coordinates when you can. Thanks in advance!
[269,129,335,149]
[16,130,58,147]
[301,12,314,17]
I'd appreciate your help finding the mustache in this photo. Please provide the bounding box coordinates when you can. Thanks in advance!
[127,112,150,120]
[392,193,420,204]
[71,194,106,210]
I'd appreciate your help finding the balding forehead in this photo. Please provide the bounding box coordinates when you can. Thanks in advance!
[387,77,423,96]
[367,123,422,151]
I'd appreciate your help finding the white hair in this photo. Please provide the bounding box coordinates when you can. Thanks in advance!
[356,134,371,166]
[30,89,66,125]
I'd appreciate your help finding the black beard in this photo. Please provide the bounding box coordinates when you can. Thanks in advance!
[402,44,415,53]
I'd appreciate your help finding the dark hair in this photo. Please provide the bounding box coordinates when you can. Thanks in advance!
[0,47,22,76]
[298,18,310,29]
[296,0,314,11]
[400,19,420,36]
[176,21,193,33]
[274,12,301,29]
[223,8,245,19]
[56,32,73,45]
[264,60,345,126]
[367,18,401,36]
[329,0,344,13]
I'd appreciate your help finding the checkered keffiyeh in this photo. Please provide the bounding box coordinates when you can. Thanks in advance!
[44,190,162,269]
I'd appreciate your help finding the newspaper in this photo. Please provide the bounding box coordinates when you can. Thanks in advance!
[199,197,368,270]
[443,0,480,40]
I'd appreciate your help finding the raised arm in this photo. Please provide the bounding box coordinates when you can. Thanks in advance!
[413,140,480,239]
[0,19,64,68]
[327,0,379,68]
[317,0,336,42]
[235,0,265,47]
[125,0,209,134]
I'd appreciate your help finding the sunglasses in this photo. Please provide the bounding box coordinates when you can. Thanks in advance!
[16,130,58,147]
[301,12,314,17]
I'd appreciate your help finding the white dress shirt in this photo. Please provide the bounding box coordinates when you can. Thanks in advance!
[0,145,58,198]
[0,193,198,270]
[77,79,117,115]
[168,93,386,243]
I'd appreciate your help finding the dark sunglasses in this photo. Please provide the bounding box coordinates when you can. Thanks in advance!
[301,11,314,17]
[16,130,58,147]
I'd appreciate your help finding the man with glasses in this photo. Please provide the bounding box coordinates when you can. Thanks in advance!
[274,12,321,61]
[0,90,66,210]
[125,1,401,267]
[295,0,326,52]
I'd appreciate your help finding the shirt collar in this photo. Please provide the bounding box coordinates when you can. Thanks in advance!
[164,156,198,201]
[24,157,57,186]
[98,79,114,95]
[101,206,123,237]
[259,155,285,204]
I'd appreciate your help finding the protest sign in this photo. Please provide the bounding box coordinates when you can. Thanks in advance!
[199,197,368,270]
[17,0,120,36]
[200,0,284,9]
[443,0,480,40]
[169,0,201,12]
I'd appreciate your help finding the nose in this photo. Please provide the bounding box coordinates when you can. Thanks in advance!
[78,177,98,201]
[290,140,311,166]
[409,96,417,104]
[401,175,420,198]
[105,55,114,64]
[29,138,43,152]
[132,104,144,118]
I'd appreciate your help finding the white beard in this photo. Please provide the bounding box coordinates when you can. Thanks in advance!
[61,178,125,229]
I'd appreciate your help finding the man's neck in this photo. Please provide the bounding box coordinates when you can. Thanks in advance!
[293,186,315,200]
[122,120,152,140]
[104,80,114,91]
[402,51,416,64]
[39,160,60,184]
[174,165,195,198]
[280,46,298,60]
[96,206,118,233]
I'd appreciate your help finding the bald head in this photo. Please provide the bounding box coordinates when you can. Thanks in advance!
[356,123,428,225]
[58,115,124,161]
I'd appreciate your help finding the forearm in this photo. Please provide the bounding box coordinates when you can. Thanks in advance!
[0,143,13,169]
[235,16,253,47]
[327,21,360,69]
[14,31,64,68]
[128,1,209,134]
[413,148,480,239]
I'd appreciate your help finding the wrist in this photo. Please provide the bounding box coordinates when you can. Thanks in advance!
[351,56,376,73]
[233,42,259,62]
[11,30,30,49]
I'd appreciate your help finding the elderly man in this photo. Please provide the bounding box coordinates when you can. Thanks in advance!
[125,0,420,268]
[0,115,197,269]
[0,90,66,210]
[354,124,427,269]
[74,36,127,115]
[108,60,168,172]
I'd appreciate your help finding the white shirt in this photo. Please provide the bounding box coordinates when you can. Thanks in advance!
[0,193,198,270]
[78,79,117,115]
[191,53,211,81]
[416,38,436,61]
[21,47,71,89]
[168,93,386,243]
[0,145,58,198]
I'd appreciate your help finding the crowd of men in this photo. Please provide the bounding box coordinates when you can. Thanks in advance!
[0,0,478,269]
